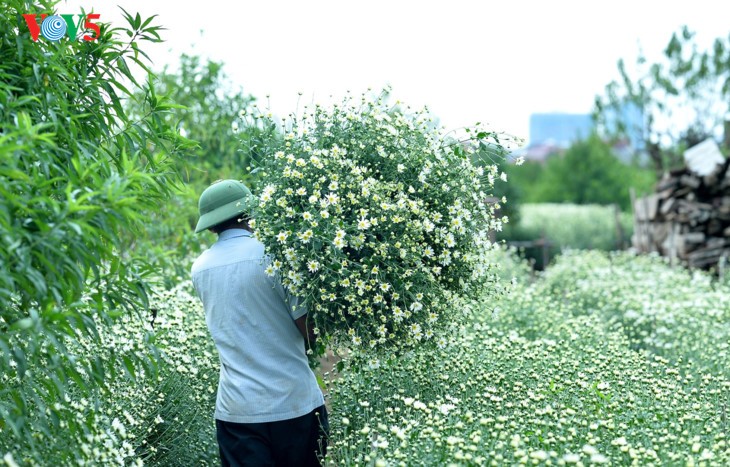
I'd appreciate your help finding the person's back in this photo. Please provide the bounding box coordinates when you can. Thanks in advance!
[190,179,327,466]
[191,229,324,423]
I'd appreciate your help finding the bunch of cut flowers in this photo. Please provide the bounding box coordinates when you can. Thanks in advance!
[244,91,511,355]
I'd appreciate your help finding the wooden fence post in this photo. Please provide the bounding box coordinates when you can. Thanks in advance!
[613,203,625,250]
[629,187,640,251]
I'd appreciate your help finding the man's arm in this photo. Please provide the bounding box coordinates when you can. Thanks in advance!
[294,313,317,349]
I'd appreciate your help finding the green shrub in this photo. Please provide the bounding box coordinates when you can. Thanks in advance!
[501,203,634,268]
[516,203,633,250]
[136,54,260,185]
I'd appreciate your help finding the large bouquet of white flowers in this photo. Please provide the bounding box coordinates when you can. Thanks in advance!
[248,93,508,352]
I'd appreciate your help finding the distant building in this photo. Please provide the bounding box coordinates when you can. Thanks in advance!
[512,109,646,164]
[529,113,593,147]
[507,113,593,163]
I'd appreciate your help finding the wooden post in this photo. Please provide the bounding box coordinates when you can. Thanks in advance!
[613,203,625,250]
[720,253,728,281]
[629,188,641,251]
[643,195,654,252]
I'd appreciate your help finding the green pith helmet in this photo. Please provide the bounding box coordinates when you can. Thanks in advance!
[195,179,257,233]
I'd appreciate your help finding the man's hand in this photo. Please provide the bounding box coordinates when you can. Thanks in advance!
[294,314,317,349]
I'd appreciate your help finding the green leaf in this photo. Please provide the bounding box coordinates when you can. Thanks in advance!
[10,317,34,332]
[122,355,137,380]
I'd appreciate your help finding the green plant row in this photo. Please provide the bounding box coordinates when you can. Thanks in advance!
[323,250,730,465]
[1,282,219,465]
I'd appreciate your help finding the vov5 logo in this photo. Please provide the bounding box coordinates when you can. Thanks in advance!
[22,13,101,42]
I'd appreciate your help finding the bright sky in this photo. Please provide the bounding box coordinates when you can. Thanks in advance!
[62,0,730,145]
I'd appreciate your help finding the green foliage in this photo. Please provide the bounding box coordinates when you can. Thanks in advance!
[132,180,205,287]
[127,54,263,282]
[499,136,653,268]
[516,135,655,210]
[516,203,633,250]
[503,159,542,206]
[595,26,730,172]
[499,203,633,269]
[141,53,259,184]
[0,1,187,463]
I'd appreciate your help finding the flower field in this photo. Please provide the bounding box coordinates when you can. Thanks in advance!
[323,250,730,466]
[6,249,729,465]
[1,281,219,465]
[4,2,729,465]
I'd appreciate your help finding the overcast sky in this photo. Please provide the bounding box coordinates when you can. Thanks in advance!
[62,0,730,145]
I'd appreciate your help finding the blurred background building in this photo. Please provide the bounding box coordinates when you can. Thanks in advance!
[513,104,645,164]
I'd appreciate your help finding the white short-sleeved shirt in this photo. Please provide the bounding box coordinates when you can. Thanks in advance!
[191,228,324,423]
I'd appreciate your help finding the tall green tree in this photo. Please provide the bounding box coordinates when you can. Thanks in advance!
[142,54,259,184]
[527,135,654,210]
[595,26,730,173]
[0,1,186,462]
[127,55,264,280]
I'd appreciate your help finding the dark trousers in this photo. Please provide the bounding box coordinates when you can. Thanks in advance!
[216,406,329,467]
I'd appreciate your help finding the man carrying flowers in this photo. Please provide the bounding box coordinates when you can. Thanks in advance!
[191,179,327,466]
